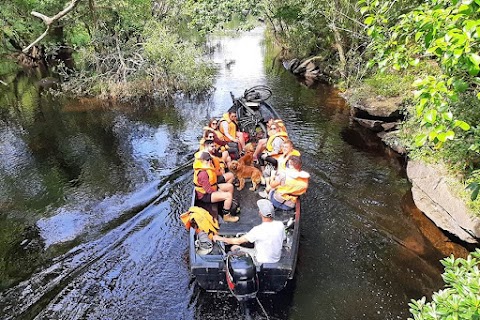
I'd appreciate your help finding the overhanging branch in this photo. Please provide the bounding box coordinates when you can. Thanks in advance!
[23,0,82,53]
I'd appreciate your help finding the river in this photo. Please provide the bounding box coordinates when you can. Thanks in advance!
[0,27,466,320]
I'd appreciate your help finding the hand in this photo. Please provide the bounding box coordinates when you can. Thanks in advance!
[213,234,221,242]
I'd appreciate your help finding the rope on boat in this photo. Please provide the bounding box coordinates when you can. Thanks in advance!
[256,297,270,320]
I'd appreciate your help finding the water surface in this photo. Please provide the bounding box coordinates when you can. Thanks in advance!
[0,27,461,319]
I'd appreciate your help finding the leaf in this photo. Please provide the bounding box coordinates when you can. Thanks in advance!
[424,109,437,124]
[466,182,479,201]
[469,53,480,68]
[454,120,470,131]
[360,6,370,15]
[442,112,453,121]
[415,134,428,147]
[452,79,469,92]
[364,16,374,25]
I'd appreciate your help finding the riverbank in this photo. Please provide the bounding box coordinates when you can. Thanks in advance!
[342,84,480,246]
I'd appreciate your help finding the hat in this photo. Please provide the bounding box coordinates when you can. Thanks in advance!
[257,199,274,218]
[199,152,212,161]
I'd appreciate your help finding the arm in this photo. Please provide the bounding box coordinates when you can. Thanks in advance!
[269,172,285,189]
[213,234,248,245]
[213,133,228,146]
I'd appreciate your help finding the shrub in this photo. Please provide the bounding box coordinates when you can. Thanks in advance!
[408,249,480,320]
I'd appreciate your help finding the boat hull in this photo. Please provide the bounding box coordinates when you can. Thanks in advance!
[189,87,301,294]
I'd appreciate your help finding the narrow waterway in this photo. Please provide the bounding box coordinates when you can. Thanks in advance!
[0,27,465,320]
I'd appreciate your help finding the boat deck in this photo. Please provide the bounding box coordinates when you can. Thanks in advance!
[194,182,296,256]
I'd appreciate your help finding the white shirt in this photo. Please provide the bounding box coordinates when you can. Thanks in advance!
[244,221,286,264]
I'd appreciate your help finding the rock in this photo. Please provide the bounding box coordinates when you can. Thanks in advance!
[377,130,406,154]
[351,96,404,120]
[352,117,386,132]
[407,160,480,243]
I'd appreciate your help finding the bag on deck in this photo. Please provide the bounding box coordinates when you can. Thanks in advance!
[180,206,219,239]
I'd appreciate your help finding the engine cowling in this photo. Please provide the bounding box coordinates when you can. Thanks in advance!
[225,251,258,301]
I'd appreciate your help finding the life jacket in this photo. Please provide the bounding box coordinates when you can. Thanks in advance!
[180,206,219,239]
[277,149,301,171]
[266,131,289,158]
[218,113,237,142]
[193,159,218,194]
[211,154,225,175]
[275,168,310,203]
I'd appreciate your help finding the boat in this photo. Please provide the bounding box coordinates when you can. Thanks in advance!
[188,85,301,299]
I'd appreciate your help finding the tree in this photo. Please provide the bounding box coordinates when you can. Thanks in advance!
[361,0,480,200]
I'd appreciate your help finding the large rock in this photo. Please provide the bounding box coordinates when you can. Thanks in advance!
[407,160,480,243]
[350,96,404,119]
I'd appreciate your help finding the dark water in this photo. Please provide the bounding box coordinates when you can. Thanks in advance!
[0,27,458,319]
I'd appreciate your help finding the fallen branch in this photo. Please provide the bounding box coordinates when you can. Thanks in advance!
[23,0,82,53]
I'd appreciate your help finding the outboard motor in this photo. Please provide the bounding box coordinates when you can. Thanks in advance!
[225,251,258,301]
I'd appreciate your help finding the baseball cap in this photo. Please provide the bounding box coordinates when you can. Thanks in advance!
[257,199,274,218]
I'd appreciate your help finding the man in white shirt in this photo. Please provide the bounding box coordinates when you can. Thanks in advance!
[213,199,285,265]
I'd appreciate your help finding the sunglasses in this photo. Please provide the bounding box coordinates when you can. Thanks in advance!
[208,135,214,138]
[212,122,218,125]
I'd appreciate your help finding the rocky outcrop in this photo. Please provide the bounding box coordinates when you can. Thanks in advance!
[407,160,480,243]
[342,90,478,244]
[348,95,407,154]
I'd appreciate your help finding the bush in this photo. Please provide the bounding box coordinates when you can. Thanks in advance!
[408,249,480,320]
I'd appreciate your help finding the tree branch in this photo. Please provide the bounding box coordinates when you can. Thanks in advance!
[23,0,82,53]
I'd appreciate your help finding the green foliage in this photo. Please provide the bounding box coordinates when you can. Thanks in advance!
[408,249,480,320]
[362,0,480,200]
[183,0,259,35]
[364,71,415,97]
[142,22,216,94]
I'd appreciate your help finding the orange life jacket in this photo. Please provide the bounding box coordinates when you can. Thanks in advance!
[275,168,310,203]
[193,159,218,194]
[266,131,289,158]
[218,113,237,142]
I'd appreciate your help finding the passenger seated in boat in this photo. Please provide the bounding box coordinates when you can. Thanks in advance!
[203,126,231,167]
[261,139,301,195]
[204,118,230,151]
[203,139,234,184]
[259,156,309,211]
[257,124,288,183]
[193,152,239,223]
[218,108,246,154]
[213,199,285,265]
[252,119,287,162]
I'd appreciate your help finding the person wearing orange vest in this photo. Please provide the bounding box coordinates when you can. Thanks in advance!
[204,139,234,184]
[252,118,287,162]
[258,124,288,169]
[193,152,239,222]
[203,126,231,168]
[260,155,309,211]
[276,139,301,172]
[218,109,246,154]
[260,139,301,197]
